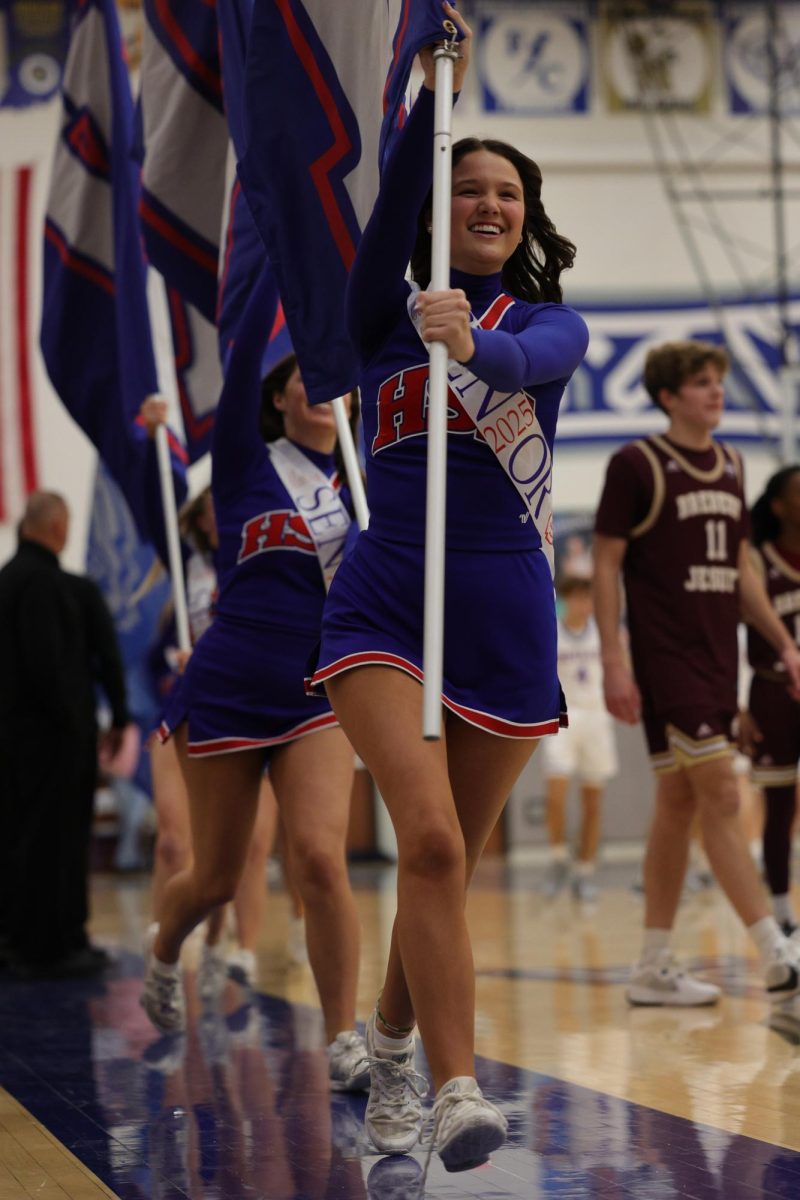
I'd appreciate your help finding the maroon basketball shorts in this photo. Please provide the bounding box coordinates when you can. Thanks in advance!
[642,703,737,775]
[748,674,800,788]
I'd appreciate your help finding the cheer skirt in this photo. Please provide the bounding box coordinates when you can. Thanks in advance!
[159,615,338,758]
[307,530,565,738]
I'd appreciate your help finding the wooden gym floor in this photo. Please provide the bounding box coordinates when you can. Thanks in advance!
[1,860,800,1198]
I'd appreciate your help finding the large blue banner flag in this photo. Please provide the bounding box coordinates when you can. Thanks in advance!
[41,0,186,538]
[240,0,456,406]
[138,0,280,453]
[138,0,227,322]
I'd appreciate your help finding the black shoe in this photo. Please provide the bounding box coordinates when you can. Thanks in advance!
[84,944,113,966]
[11,947,109,980]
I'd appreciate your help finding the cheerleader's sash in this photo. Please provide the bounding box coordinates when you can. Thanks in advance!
[267,438,351,590]
[408,288,554,576]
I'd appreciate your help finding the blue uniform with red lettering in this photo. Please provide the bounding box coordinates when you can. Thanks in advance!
[308,88,588,737]
[160,373,341,757]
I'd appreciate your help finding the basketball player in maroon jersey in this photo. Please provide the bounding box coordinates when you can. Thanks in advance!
[593,341,800,1006]
[746,466,800,936]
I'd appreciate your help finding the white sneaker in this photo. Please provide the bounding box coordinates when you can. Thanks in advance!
[328,1029,370,1092]
[287,915,308,966]
[141,924,186,1034]
[764,940,800,1003]
[542,858,570,898]
[364,1011,428,1153]
[571,873,598,902]
[227,947,258,988]
[426,1077,507,1174]
[626,951,720,1007]
[197,943,228,1004]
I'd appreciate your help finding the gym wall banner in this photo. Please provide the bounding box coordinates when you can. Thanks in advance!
[0,0,73,109]
[474,1,590,115]
[558,293,800,446]
[599,1,715,115]
[723,2,800,115]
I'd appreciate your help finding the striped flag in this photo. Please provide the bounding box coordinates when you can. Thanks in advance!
[0,164,38,521]
[138,0,277,459]
[239,0,457,405]
[138,0,227,323]
[41,0,186,539]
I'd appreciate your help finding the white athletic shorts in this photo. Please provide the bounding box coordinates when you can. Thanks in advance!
[541,706,618,785]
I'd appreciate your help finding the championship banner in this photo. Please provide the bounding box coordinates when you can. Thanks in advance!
[0,0,73,108]
[559,293,800,445]
[599,0,714,114]
[474,1,589,115]
[723,3,800,115]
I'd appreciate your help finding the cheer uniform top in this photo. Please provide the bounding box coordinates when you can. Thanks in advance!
[308,86,589,737]
[159,325,344,757]
[747,542,800,787]
[595,434,747,772]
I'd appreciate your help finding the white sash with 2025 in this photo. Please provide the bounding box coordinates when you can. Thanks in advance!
[408,289,554,576]
[267,437,351,591]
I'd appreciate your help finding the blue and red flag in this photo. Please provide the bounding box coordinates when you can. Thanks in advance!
[41,0,187,539]
[239,0,456,405]
[138,0,283,450]
[138,0,227,323]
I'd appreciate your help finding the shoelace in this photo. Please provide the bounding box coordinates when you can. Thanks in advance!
[152,970,182,1017]
[363,1054,428,1111]
[419,1090,507,1193]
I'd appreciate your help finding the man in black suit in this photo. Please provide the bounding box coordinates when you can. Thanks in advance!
[0,491,130,976]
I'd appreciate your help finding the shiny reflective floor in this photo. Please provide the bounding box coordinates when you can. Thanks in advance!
[2,862,800,1198]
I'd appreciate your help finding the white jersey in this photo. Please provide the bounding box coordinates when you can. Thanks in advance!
[557,616,605,712]
[185,550,217,644]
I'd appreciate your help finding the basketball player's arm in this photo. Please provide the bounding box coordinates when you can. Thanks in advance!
[739,540,800,697]
[592,534,642,724]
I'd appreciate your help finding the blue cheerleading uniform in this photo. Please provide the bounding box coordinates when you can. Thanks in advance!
[159,351,343,757]
[309,87,589,737]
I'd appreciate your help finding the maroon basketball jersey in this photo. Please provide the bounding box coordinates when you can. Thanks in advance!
[748,542,800,675]
[598,434,746,714]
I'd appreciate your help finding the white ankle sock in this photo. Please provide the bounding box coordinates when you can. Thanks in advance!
[153,952,180,976]
[640,929,671,964]
[748,915,786,964]
[373,1023,413,1057]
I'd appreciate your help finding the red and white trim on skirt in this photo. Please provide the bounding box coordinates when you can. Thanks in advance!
[158,710,340,756]
[307,651,565,739]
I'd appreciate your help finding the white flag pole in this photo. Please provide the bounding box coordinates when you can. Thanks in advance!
[153,413,191,652]
[332,394,370,530]
[422,31,459,741]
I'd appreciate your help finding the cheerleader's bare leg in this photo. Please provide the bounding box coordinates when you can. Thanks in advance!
[153,725,265,964]
[326,667,535,1091]
[270,726,359,1043]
